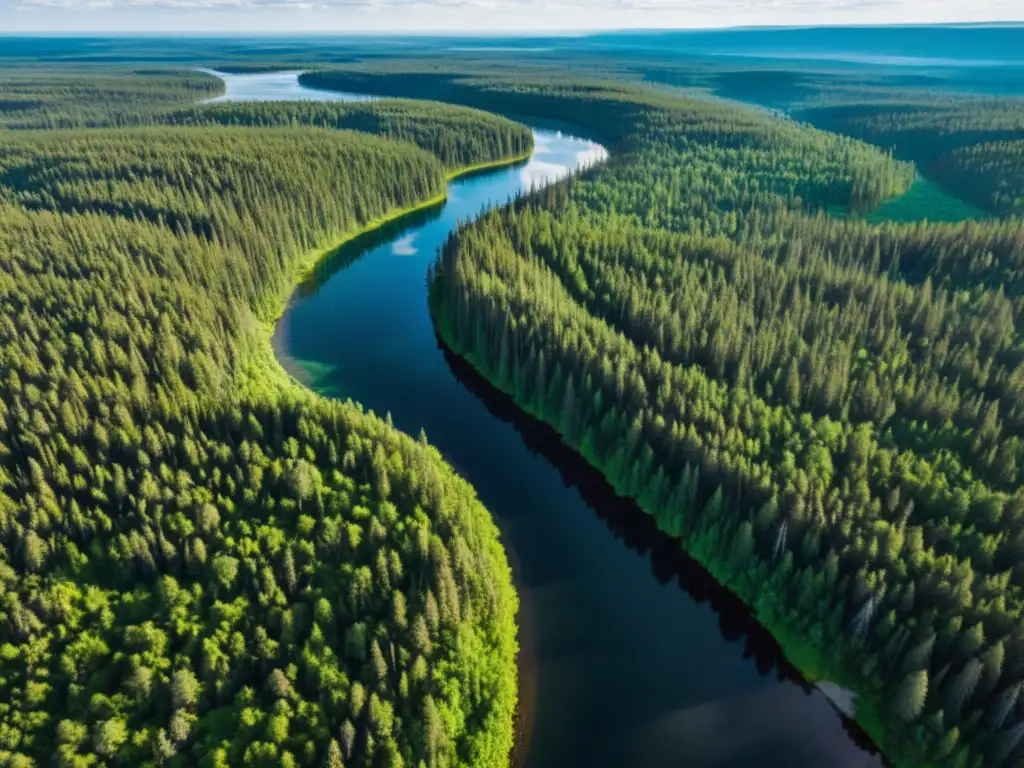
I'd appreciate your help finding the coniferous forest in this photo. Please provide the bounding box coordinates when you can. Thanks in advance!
[3,28,1024,768]
[0,70,532,766]
[301,69,1024,766]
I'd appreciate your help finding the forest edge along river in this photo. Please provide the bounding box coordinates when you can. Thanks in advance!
[206,69,885,768]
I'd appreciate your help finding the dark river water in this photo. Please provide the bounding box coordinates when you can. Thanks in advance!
[210,70,884,768]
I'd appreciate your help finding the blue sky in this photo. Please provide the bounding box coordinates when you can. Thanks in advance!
[3,0,1021,32]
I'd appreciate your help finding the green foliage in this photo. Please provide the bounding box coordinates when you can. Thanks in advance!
[415,68,1024,766]
[161,100,532,173]
[803,99,1024,170]
[863,179,988,224]
[802,97,1024,216]
[893,670,929,723]
[932,141,1024,217]
[303,69,916,216]
[0,72,522,766]
[0,68,223,129]
[640,60,1024,220]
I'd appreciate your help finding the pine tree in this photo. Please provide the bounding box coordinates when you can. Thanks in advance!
[324,739,345,768]
[892,670,928,723]
[784,359,801,409]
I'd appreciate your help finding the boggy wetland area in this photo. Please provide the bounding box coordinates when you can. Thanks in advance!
[1,25,1024,768]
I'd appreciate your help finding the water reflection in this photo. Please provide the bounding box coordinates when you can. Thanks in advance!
[204,67,889,768]
[526,131,606,187]
[436,336,887,768]
[295,200,445,297]
[198,68,375,103]
[391,233,418,256]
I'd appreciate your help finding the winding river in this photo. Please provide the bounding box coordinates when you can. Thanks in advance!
[211,70,884,768]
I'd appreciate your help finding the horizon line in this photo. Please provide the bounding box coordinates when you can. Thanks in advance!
[4,20,1024,36]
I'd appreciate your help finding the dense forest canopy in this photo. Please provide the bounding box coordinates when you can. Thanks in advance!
[301,70,916,216]
[932,141,1024,218]
[0,74,529,766]
[0,69,533,173]
[0,69,224,129]
[160,101,533,173]
[303,53,1024,220]
[294,67,1024,767]
[3,38,1024,768]
[795,99,1024,217]
[635,63,1024,218]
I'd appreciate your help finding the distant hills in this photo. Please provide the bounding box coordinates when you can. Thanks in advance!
[586,25,1024,66]
[2,24,1022,69]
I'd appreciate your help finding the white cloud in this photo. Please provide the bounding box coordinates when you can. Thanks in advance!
[2,0,1020,30]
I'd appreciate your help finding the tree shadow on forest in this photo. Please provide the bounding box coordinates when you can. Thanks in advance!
[436,331,889,766]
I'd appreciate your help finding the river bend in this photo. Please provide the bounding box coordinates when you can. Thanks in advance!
[209,69,883,768]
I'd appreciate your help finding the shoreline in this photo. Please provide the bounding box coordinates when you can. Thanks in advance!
[262,71,882,763]
[200,67,543,768]
[265,146,537,768]
[270,147,535,327]
[499,521,537,768]
[428,288,894,767]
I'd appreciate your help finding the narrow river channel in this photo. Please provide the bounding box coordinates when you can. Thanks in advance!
[210,69,884,768]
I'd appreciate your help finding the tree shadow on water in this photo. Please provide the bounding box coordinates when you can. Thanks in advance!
[436,332,887,765]
[297,200,446,296]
